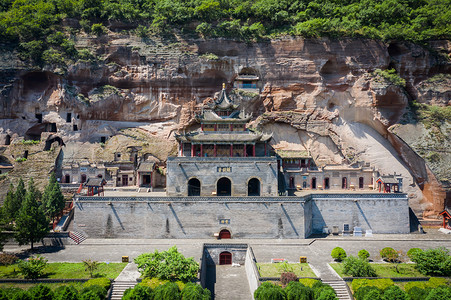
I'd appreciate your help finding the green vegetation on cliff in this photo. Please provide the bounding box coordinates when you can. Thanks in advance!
[0,0,450,66]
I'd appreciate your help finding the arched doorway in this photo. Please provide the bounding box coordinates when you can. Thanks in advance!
[219,229,231,239]
[219,252,232,265]
[65,174,70,183]
[217,177,231,196]
[324,177,330,189]
[342,177,347,189]
[81,174,87,183]
[188,178,201,196]
[248,178,260,196]
[311,177,317,189]
[359,177,364,189]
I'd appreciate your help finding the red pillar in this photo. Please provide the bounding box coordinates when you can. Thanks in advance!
[230,124,233,131]
[214,124,217,131]
[230,144,233,157]
[253,144,256,157]
[200,144,203,157]
[191,144,195,157]
[201,124,204,131]
[244,144,247,157]
[214,144,217,157]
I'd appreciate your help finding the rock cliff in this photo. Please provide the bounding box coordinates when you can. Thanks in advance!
[0,35,449,217]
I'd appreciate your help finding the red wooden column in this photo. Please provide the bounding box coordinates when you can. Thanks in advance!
[230,144,233,157]
[191,144,195,157]
[214,124,217,131]
[252,144,256,157]
[201,124,204,131]
[214,144,217,157]
[230,124,233,131]
[243,144,246,157]
[200,144,203,157]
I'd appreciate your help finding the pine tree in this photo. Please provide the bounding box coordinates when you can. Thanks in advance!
[1,183,17,222]
[14,178,26,215]
[15,178,49,251]
[42,173,65,221]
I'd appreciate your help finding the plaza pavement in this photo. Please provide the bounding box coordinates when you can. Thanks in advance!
[3,232,451,280]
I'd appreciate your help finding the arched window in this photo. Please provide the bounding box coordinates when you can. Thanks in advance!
[342,177,347,189]
[359,177,364,189]
[248,178,260,196]
[188,178,201,196]
[311,177,317,189]
[219,229,231,239]
[324,177,330,189]
[219,251,232,265]
[217,177,231,196]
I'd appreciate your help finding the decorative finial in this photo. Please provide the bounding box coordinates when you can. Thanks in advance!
[222,83,225,89]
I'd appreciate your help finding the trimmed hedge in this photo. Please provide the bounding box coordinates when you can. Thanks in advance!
[358,250,370,260]
[351,278,394,292]
[331,247,347,262]
[380,247,398,262]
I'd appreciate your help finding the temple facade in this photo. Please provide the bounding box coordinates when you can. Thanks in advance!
[166,86,278,197]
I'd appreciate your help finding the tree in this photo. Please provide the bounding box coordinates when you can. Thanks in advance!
[17,255,48,279]
[2,183,18,222]
[14,178,49,251]
[42,173,65,222]
[254,282,286,300]
[28,283,54,300]
[343,256,377,277]
[331,247,347,261]
[285,281,315,300]
[410,247,451,276]
[153,282,180,300]
[83,259,100,278]
[134,246,199,282]
[358,249,370,260]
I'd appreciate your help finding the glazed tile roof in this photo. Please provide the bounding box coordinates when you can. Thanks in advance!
[176,132,272,143]
[275,150,311,158]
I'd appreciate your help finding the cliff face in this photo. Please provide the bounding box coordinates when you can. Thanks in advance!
[0,35,449,216]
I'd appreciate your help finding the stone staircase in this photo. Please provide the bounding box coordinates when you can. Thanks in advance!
[322,280,352,300]
[109,281,137,300]
[68,231,87,244]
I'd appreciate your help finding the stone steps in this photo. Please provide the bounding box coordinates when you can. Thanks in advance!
[68,231,87,244]
[109,281,137,300]
[322,280,352,300]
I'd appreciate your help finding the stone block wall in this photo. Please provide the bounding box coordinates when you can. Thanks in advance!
[166,157,278,196]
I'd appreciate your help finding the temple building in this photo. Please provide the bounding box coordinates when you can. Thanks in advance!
[166,85,278,197]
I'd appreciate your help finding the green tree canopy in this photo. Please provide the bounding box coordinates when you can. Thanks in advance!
[14,178,49,251]
[42,172,65,221]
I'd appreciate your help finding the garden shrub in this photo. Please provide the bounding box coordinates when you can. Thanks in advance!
[17,255,48,279]
[407,286,430,300]
[123,284,152,300]
[79,290,101,300]
[83,278,111,290]
[380,247,398,262]
[254,282,285,300]
[280,272,298,286]
[407,248,423,260]
[424,286,451,300]
[53,286,79,300]
[351,279,394,292]
[298,278,319,288]
[317,288,338,300]
[180,282,210,300]
[404,281,427,293]
[28,284,53,300]
[284,281,313,300]
[358,250,370,260]
[0,253,18,265]
[343,256,377,277]
[80,285,107,300]
[410,247,451,276]
[354,286,381,300]
[153,282,180,300]
[363,288,383,300]
[427,277,449,288]
[382,285,408,300]
[140,277,169,289]
[312,282,335,300]
[10,289,31,300]
[134,246,199,281]
[331,247,347,261]
[0,289,7,300]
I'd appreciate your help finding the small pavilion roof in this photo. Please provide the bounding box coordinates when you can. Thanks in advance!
[137,161,155,172]
[84,178,106,187]
[199,110,251,123]
[377,175,399,184]
[208,85,239,110]
[439,209,450,218]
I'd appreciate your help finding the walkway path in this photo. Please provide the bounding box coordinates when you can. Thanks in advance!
[214,265,252,300]
[109,263,140,300]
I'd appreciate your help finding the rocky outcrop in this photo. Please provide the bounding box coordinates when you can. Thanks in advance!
[0,36,449,216]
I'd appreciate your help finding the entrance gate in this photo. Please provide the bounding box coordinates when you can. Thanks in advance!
[217,177,231,196]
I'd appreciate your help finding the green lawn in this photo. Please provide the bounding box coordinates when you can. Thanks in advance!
[330,263,426,278]
[256,263,316,278]
[0,262,127,279]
